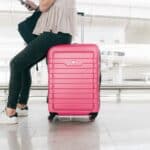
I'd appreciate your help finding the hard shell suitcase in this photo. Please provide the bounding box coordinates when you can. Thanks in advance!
[47,44,101,121]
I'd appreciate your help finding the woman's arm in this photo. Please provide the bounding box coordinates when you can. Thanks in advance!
[39,0,55,12]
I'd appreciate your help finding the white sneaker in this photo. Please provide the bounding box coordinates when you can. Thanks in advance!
[16,106,28,117]
[0,110,18,124]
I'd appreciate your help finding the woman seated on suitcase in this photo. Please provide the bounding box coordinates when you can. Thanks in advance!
[0,0,77,124]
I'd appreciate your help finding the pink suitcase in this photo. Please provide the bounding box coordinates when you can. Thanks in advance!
[47,44,101,121]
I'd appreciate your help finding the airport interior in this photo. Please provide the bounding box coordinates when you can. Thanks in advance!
[0,0,150,149]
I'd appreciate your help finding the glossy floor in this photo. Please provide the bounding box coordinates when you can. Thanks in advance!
[0,101,150,150]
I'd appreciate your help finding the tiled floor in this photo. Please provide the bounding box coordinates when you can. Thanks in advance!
[0,101,150,150]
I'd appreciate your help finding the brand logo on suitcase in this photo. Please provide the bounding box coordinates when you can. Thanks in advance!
[66,60,82,66]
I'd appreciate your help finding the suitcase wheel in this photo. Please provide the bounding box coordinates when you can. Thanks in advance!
[89,113,98,121]
[48,113,57,122]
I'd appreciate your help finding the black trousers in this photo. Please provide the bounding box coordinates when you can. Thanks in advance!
[7,32,72,109]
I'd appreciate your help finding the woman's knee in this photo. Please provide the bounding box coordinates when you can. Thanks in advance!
[10,57,20,70]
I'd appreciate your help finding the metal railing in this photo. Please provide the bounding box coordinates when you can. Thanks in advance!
[1,84,150,102]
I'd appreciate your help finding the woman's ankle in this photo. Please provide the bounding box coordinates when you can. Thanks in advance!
[17,103,27,109]
[6,108,16,116]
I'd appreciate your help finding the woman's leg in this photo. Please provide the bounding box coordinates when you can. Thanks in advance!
[18,34,37,107]
[7,32,72,115]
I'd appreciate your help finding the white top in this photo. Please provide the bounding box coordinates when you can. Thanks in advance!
[33,0,77,37]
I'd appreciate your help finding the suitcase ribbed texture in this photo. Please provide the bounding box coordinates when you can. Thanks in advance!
[47,44,100,116]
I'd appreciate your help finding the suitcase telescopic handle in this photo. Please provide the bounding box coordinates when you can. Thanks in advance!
[77,12,85,43]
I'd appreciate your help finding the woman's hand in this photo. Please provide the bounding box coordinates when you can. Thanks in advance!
[25,0,38,11]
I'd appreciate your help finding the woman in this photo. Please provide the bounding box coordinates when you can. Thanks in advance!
[0,0,76,124]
